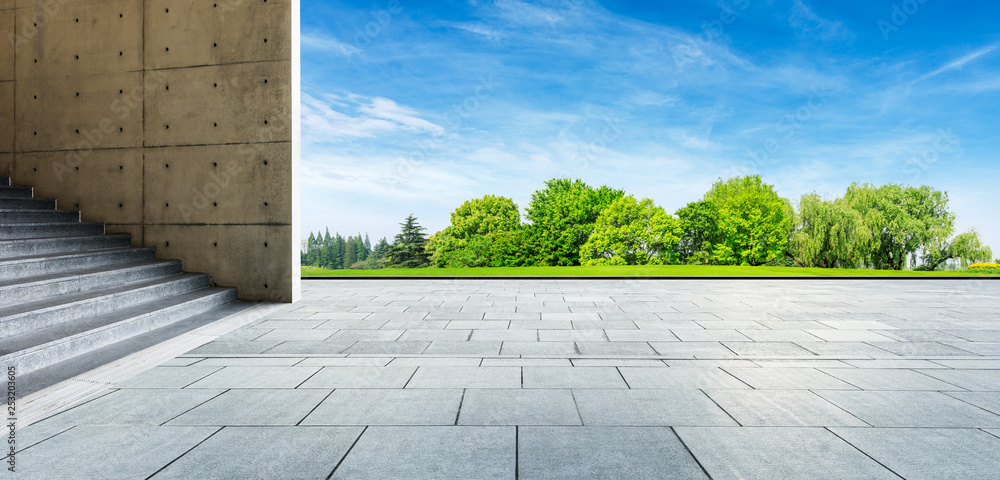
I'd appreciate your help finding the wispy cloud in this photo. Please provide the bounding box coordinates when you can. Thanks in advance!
[915,44,997,83]
[302,93,445,142]
[301,32,362,56]
[789,0,852,41]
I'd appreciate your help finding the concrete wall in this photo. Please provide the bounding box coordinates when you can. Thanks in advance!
[1,0,300,302]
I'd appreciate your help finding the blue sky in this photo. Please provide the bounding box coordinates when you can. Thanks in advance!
[300,0,999,254]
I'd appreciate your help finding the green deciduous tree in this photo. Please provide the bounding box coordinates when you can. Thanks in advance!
[921,230,994,270]
[843,183,955,270]
[788,193,869,268]
[703,176,793,266]
[675,200,719,265]
[579,196,682,266]
[388,214,430,268]
[449,195,521,239]
[526,178,625,266]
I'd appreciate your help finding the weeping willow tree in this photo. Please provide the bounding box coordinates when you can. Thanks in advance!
[920,230,994,271]
[788,193,870,268]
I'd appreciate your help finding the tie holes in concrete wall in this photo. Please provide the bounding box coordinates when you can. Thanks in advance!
[213,202,217,207]
[213,242,218,247]
[74,129,80,134]
[213,123,217,127]
[165,85,169,91]
[32,168,37,172]
[263,160,268,165]
[165,47,169,52]
[165,125,170,129]
[264,202,269,206]
[164,203,169,207]
[74,55,79,60]
[212,162,218,167]
[119,165,123,170]
[118,203,123,208]
[164,241,169,247]
[264,242,268,247]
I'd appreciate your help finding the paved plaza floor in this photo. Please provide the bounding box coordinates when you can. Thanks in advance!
[16,278,1000,479]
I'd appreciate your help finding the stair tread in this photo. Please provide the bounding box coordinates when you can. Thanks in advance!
[0,259,182,289]
[14,300,258,396]
[0,287,236,356]
[0,272,207,318]
[0,234,129,245]
[0,246,152,264]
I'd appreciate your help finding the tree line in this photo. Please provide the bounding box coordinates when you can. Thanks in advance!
[305,176,995,271]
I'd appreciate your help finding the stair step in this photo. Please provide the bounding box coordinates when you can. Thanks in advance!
[0,209,79,224]
[0,287,237,376]
[0,260,184,306]
[0,234,131,258]
[0,273,209,338]
[16,300,260,396]
[0,197,57,210]
[0,222,104,240]
[0,247,156,281]
[0,186,32,198]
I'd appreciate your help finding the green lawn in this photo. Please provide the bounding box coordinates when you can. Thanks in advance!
[302,265,999,277]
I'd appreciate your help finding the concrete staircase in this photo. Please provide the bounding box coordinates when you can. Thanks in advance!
[0,175,241,386]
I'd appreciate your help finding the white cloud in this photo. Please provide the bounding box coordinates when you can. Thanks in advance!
[301,33,362,56]
[916,45,997,83]
[789,0,852,41]
[301,93,445,143]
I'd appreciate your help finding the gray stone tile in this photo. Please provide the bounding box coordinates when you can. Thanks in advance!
[297,366,417,388]
[941,342,1000,355]
[519,427,708,480]
[931,359,1000,369]
[947,392,1000,415]
[573,389,738,426]
[704,389,868,426]
[448,320,509,330]
[254,320,326,330]
[538,329,608,342]
[153,427,363,479]
[117,366,223,389]
[167,389,331,425]
[159,357,205,366]
[649,342,738,358]
[17,426,217,480]
[523,367,628,389]
[422,341,502,355]
[301,389,463,426]
[675,427,899,480]
[830,427,1000,480]
[604,329,678,342]
[722,341,817,357]
[817,390,1000,427]
[263,341,356,354]
[737,330,825,342]
[575,341,658,355]
[620,367,750,389]
[458,389,581,425]
[297,357,392,367]
[572,359,666,367]
[397,329,472,341]
[510,320,573,330]
[469,329,538,341]
[184,341,283,355]
[389,357,483,366]
[841,359,946,369]
[481,358,572,366]
[674,330,751,342]
[331,426,515,479]
[186,366,321,389]
[869,341,978,357]
[724,367,856,390]
[406,367,521,388]
[252,329,335,342]
[501,341,578,356]
[327,329,405,342]
[341,341,431,354]
[797,341,899,358]
[820,368,964,391]
[35,389,223,426]
[919,369,1000,391]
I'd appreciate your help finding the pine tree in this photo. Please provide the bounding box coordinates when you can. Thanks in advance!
[345,235,358,266]
[333,233,345,269]
[388,214,431,268]
[306,232,318,266]
[364,234,372,259]
[372,237,390,260]
[356,234,369,261]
